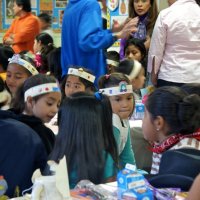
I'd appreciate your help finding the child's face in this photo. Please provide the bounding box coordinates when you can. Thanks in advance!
[33,39,42,53]
[125,45,142,62]
[65,75,86,97]
[142,107,158,143]
[133,0,151,16]
[31,92,61,123]
[109,93,134,120]
[131,67,146,90]
[6,64,30,96]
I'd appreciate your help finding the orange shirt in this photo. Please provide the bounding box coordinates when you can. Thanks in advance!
[3,13,40,53]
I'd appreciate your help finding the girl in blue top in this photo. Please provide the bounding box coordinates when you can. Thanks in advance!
[98,73,136,168]
[50,92,118,188]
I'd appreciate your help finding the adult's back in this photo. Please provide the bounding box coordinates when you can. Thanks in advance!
[61,0,113,81]
[0,118,47,197]
[61,0,138,84]
[148,0,200,87]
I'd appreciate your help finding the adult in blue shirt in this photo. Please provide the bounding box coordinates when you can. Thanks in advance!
[61,0,138,84]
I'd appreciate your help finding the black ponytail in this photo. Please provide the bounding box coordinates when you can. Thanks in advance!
[178,94,200,134]
[145,86,200,135]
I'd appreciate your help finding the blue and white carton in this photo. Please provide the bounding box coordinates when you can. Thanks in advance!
[117,164,153,200]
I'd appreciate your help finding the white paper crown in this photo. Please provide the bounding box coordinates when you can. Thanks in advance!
[99,81,133,96]
[106,59,119,67]
[67,68,95,83]
[128,60,142,80]
[8,54,38,75]
[24,83,60,101]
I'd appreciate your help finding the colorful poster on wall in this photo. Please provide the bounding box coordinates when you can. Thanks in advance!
[31,0,37,9]
[40,0,53,10]
[107,0,129,46]
[52,0,68,29]
[40,0,53,22]
[1,0,67,31]
[2,0,14,28]
[2,0,40,29]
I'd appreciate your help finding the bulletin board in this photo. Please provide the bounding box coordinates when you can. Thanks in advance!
[0,0,68,32]
[107,0,129,47]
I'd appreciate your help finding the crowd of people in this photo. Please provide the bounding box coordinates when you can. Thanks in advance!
[0,0,200,198]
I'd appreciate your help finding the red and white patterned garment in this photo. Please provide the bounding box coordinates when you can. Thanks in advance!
[150,130,200,174]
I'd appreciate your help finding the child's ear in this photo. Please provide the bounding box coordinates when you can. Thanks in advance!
[26,96,34,109]
[153,116,165,132]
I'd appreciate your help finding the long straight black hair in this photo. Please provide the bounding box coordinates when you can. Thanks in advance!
[50,92,118,186]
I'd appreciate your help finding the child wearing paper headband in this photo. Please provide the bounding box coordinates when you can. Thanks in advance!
[116,59,146,100]
[98,73,136,169]
[106,51,120,74]
[50,92,118,188]
[10,74,61,155]
[6,53,38,97]
[61,66,96,98]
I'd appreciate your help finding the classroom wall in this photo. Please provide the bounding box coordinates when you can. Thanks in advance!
[0,0,169,47]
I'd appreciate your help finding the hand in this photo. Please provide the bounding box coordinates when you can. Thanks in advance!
[111,17,132,33]
[112,19,121,33]
[116,17,139,39]
[4,37,14,45]
[10,33,15,39]
[144,35,151,50]
[151,56,158,87]
[151,71,158,87]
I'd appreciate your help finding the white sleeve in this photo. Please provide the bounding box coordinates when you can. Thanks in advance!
[147,13,167,74]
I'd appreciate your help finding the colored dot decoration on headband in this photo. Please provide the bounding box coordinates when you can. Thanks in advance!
[8,54,39,75]
[24,83,61,102]
[67,68,95,83]
[99,81,133,96]
[119,81,128,92]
